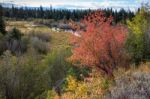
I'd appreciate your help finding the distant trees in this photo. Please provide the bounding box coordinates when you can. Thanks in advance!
[69,11,128,77]
[0,5,6,35]
[3,6,91,21]
[104,8,134,24]
[2,6,134,22]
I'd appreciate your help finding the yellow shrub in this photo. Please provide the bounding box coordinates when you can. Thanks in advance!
[61,70,110,99]
[66,75,78,92]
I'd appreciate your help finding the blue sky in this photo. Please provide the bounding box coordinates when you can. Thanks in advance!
[1,0,150,10]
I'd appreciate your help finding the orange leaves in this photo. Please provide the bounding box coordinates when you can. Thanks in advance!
[70,10,128,76]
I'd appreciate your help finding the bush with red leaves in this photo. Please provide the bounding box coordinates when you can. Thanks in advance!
[69,11,128,77]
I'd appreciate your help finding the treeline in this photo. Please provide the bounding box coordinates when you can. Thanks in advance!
[2,5,134,23]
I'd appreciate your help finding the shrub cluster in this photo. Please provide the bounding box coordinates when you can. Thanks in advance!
[6,28,29,54]
[29,31,51,42]
[30,37,49,54]
[126,7,150,64]
[0,27,51,55]
[0,50,49,99]
[29,31,51,54]
[104,72,150,99]
[61,70,112,99]
[0,28,29,55]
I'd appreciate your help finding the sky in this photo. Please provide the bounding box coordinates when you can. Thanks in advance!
[1,0,150,10]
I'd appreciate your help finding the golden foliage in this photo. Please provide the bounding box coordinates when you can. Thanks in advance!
[61,70,112,99]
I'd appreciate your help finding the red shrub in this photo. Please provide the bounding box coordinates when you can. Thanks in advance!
[69,11,128,77]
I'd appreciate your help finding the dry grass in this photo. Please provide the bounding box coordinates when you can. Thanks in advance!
[50,31,71,50]
[105,62,150,99]
[6,21,33,33]
[136,62,150,73]
[6,20,71,50]
[113,62,150,79]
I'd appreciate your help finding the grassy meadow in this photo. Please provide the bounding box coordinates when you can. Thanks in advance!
[6,20,71,50]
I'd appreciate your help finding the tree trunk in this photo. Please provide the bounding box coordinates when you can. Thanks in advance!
[98,65,114,79]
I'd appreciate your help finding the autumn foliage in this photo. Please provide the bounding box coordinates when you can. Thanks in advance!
[69,11,128,76]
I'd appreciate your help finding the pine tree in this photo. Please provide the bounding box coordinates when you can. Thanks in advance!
[0,5,6,35]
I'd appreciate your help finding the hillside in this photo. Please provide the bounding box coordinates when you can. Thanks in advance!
[0,3,150,99]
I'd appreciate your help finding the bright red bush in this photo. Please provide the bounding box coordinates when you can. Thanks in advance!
[69,11,128,77]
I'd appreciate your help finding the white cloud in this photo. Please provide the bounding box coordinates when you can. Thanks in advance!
[1,0,149,10]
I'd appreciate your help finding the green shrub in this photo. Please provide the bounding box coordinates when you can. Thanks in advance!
[6,27,22,40]
[0,5,6,35]
[126,7,150,64]
[0,50,49,99]
[29,31,51,42]
[44,48,90,89]
[4,28,28,54]
[0,33,6,54]
[30,37,49,54]
[44,50,68,88]
[0,28,29,55]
